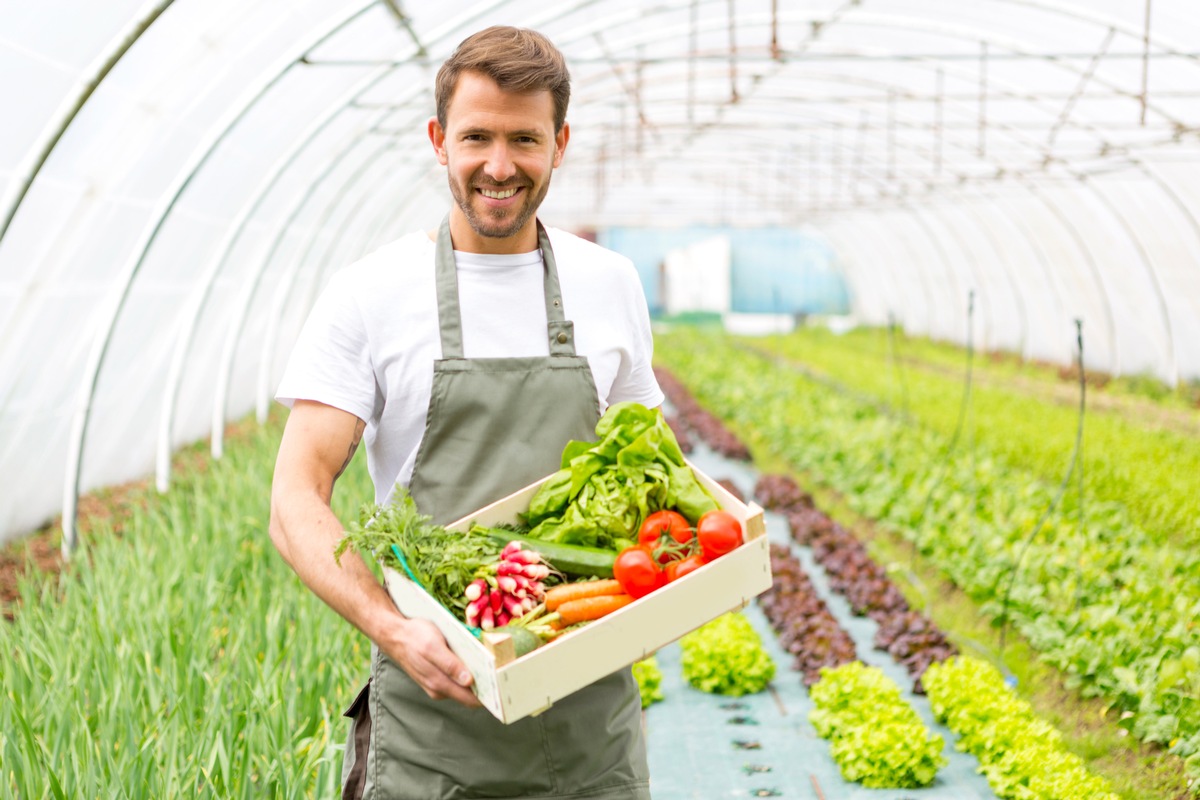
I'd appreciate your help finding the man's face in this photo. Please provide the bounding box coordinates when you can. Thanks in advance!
[429,71,569,254]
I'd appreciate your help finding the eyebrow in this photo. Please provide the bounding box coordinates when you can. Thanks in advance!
[459,126,545,138]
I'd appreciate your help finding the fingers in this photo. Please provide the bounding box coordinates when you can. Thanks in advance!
[388,619,483,708]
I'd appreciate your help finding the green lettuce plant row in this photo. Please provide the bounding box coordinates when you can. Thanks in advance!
[924,655,1121,800]
[632,657,665,708]
[809,661,946,788]
[678,611,776,696]
[751,326,1200,548]
[655,329,1200,789]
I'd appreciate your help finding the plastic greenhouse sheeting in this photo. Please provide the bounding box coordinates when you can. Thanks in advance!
[2,0,1199,544]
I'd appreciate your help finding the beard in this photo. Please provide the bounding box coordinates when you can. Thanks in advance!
[448,168,552,240]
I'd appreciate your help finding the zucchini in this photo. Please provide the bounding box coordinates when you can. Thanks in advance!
[473,526,617,578]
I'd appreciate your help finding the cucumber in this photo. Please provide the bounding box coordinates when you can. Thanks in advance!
[475,526,617,578]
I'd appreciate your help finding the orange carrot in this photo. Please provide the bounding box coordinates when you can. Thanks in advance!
[544,579,624,612]
[556,593,634,624]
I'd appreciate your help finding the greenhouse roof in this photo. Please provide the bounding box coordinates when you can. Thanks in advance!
[1,0,1198,545]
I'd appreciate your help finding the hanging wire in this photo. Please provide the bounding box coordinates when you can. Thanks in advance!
[910,290,974,568]
[998,319,1086,656]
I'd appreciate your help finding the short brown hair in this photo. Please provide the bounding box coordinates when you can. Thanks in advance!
[435,26,571,132]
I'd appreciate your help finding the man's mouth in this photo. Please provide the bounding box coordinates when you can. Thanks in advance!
[479,186,520,199]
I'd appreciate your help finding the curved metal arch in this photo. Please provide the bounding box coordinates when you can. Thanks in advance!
[60,1,379,556]
[1081,173,1179,384]
[1015,175,1119,374]
[254,162,441,423]
[155,75,398,490]
[819,212,916,329]
[0,0,176,244]
[967,184,1070,363]
[210,136,403,458]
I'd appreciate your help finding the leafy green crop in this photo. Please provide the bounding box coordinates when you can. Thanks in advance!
[924,656,1121,800]
[524,401,718,548]
[809,661,946,788]
[632,657,665,708]
[655,328,1200,789]
[679,612,776,696]
[336,487,501,617]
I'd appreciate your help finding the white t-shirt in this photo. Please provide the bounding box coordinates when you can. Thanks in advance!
[276,226,664,503]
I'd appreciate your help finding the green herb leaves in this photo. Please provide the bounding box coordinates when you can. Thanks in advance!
[336,487,501,617]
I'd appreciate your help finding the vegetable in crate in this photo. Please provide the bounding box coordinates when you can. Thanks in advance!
[522,402,719,549]
[680,612,776,696]
[334,487,501,619]
[463,540,552,630]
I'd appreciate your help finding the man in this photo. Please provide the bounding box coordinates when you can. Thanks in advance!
[269,26,662,800]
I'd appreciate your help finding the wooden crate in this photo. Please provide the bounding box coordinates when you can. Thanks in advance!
[383,461,771,724]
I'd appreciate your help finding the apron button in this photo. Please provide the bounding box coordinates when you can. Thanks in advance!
[556,332,569,344]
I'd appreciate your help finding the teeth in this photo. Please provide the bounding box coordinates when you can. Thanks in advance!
[481,187,517,199]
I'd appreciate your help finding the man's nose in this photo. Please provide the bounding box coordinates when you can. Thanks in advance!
[483,142,517,182]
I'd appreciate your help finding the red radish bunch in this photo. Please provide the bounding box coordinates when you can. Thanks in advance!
[464,542,552,630]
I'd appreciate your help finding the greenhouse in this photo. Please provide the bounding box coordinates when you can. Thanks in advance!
[1,0,1198,797]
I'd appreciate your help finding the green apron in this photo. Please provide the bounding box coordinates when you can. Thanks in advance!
[341,217,651,800]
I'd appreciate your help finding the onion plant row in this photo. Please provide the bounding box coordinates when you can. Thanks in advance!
[1,417,370,798]
[654,328,1200,789]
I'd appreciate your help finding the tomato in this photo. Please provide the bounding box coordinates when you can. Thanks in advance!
[664,553,705,582]
[696,510,743,562]
[637,510,693,563]
[613,545,665,599]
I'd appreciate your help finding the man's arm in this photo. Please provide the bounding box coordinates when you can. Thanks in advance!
[269,399,479,706]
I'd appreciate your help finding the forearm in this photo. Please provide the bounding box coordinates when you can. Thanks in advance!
[269,486,405,646]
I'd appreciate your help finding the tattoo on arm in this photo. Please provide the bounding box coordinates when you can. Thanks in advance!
[334,419,367,480]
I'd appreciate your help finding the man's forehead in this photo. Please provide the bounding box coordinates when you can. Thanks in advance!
[444,71,556,128]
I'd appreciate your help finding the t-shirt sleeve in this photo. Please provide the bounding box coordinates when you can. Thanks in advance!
[608,261,665,409]
[275,271,377,422]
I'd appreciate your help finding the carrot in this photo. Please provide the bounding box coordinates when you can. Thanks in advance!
[544,579,625,612]
[556,593,634,624]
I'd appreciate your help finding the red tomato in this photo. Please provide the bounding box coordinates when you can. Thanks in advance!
[696,510,743,562]
[613,545,665,598]
[637,510,693,564]
[664,553,705,582]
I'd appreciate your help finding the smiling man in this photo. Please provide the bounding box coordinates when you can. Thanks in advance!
[268,26,661,800]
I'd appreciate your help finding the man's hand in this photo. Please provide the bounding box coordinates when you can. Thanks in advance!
[269,399,480,708]
[384,618,480,706]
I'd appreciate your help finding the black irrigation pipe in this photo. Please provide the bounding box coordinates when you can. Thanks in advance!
[997,319,1086,657]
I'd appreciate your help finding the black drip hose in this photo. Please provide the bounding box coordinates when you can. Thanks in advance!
[998,319,1086,657]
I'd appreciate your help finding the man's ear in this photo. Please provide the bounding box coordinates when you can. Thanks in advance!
[553,121,570,168]
[428,116,448,166]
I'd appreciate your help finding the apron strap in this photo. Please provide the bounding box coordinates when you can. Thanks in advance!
[434,215,577,359]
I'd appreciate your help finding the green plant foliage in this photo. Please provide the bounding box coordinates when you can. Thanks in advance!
[679,612,776,697]
[0,416,369,798]
[632,657,664,708]
[655,328,1200,791]
[924,656,1121,800]
[808,661,946,788]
